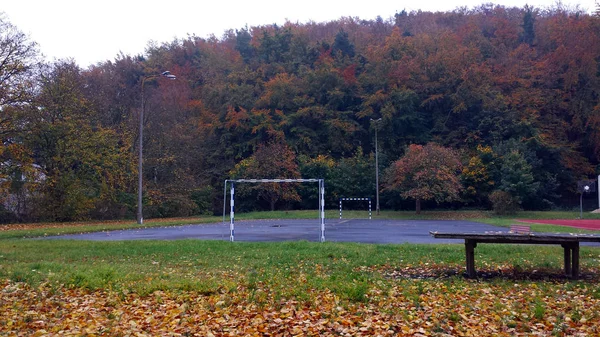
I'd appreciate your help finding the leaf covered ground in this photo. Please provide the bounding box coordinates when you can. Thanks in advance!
[3,275,600,336]
[3,263,600,336]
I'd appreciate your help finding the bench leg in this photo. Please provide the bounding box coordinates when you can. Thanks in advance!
[465,240,477,278]
[562,243,580,279]
[572,244,580,279]
[562,244,572,276]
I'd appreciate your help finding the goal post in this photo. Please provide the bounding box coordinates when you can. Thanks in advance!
[339,197,371,220]
[223,179,325,242]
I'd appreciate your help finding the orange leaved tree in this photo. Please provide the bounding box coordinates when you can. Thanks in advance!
[386,143,462,214]
[230,142,301,211]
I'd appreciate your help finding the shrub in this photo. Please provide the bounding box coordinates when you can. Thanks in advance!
[190,186,214,215]
[489,190,520,215]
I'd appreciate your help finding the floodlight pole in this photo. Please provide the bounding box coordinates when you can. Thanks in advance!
[230,182,235,242]
[580,191,584,219]
[370,118,382,215]
[137,71,176,225]
[581,185,590,219]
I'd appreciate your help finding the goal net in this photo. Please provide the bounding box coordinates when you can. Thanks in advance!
[339,197,372,220]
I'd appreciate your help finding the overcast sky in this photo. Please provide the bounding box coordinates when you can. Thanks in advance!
[3,0,596,68]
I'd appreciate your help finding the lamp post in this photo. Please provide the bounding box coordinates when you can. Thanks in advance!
[581,185,589,219]
[137,71,176,225]
[370,118,382,215]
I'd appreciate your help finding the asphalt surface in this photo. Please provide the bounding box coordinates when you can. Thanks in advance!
[47,219,506,244]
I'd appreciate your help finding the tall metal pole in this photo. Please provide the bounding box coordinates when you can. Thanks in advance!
[137,78,146,225]
[580,192,584,219]
[137,72,176,225]
[375,126,380,215]
[230,182,235,242]
[371,118,382,215]
[320,179,325,242]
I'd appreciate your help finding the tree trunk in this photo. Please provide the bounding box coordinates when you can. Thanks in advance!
[270,199,276,211]
[416,199,421,215]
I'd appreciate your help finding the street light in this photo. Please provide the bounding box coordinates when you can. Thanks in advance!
[370,118,382,215]
[137,71,176,225]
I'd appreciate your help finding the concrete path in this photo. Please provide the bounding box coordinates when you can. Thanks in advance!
[47,219,506,244]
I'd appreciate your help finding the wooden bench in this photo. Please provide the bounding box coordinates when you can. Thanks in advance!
[509,224,531,234]
[430,231,600,279]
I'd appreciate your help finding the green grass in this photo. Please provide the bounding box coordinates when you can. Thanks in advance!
[0,216,222,240]
[1,238,599,299]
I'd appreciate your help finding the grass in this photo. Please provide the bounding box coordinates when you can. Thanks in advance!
[2,239,598,297]
[0,216,222,240]
[1,210,600,294]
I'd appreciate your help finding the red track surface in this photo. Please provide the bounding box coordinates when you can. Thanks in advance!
[518,219,600,230]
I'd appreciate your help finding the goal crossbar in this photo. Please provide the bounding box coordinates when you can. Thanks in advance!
[223,179,325,242]
[231,179,321,183]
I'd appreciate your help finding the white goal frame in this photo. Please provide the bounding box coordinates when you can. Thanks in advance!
[223,179,325,242]
[339,197,371,220]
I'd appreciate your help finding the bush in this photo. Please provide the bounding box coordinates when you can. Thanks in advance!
[146,193,199,218]
[190,186,214,215]
[0,205,18,224]
[489,190,520,215]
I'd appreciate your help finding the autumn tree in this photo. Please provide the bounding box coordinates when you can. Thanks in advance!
[461,145,496,206]
[0,14,39,115]
[28,61,134,221]
[230,142,301,211]
[385,143,462,214]
[0,15,41,221]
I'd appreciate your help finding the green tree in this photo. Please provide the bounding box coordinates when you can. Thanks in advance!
[329,147,374,202]
[298,154,335,208]
[332,29,355,58]
[497,149,540,206]
[521,5,536,46]
[385,143,463,214]
[235,26,255,64]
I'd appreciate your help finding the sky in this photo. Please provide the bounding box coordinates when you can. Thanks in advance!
[3,0,597,68]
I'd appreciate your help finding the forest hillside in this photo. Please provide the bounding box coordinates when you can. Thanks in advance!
[1,5,599,222]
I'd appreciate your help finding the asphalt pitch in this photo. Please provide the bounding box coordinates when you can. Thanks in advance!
[48,219,506,244]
